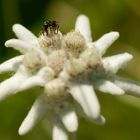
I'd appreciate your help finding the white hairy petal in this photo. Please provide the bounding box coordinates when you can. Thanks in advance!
[19,95,48,135]
[52,119,68,140]
[5,39,34,54]
[0,55,23,73]
[93,32,119,55]
[102,53,133,73]
[0,65,28,101]
[20,66,55,91]
[61,110,78,132]
[111,76,140,97]
[70,84,100,119]
[75,15,92,42]
[12,24,38,45]
[56,103,78,132]
[19,76,45,91]
[94,79,125,95]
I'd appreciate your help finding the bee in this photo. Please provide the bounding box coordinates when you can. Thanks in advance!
[41,20,59,35]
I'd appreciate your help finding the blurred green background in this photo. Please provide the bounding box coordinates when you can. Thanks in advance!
[0,0,140,140]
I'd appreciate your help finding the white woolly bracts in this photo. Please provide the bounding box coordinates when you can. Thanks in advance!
[0,14,140,140]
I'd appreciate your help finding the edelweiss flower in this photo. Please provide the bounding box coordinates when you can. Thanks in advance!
[0,15,140,140]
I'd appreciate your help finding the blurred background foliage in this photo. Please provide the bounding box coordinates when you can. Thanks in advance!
[0,0,140,140]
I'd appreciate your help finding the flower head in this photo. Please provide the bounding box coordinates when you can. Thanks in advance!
[1,15,140,140]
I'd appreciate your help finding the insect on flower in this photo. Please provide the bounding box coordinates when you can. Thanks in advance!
[42,20,59,35]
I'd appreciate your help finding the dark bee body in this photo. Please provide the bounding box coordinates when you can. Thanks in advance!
[42,20,59,35]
